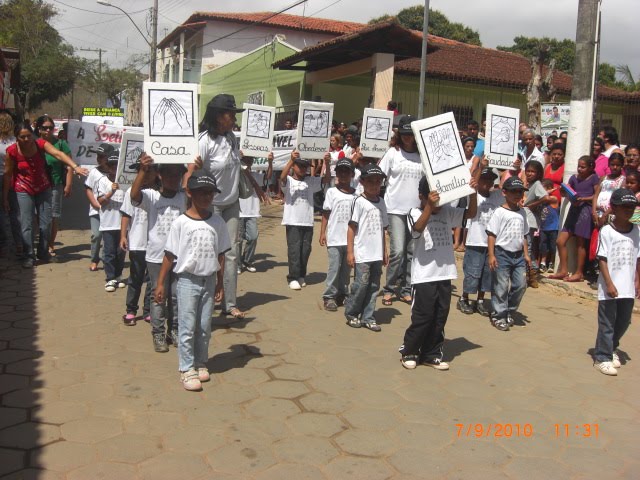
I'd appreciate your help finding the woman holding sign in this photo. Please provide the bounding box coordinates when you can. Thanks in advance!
[379,115,424,305]
[3,121,88,268]
[189,94,266,318]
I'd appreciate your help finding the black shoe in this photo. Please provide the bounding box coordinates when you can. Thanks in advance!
[323,298,338,312]
[22,258,35,269]
[456,298,474,315]
[491,317,510,331]
[169,330,179,348]
[336,294,347,307]
[153,333,169,353]
[476,299,491,317]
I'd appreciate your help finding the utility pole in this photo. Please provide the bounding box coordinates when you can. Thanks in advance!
[150,0,158,81]
[417,0,430,119]
[80,47,107,106]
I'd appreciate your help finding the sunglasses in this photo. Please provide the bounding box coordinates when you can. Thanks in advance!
[40,126,54,131]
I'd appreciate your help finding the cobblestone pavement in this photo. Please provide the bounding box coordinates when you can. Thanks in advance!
[0,202,639,479]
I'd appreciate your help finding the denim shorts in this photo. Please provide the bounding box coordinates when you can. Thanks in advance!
[51,184,63,218]
[462,245,492,294]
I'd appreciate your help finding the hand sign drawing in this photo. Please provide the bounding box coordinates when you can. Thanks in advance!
[152,96,192,134]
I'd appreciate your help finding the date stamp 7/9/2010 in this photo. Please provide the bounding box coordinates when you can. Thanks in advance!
[455,423,600,439]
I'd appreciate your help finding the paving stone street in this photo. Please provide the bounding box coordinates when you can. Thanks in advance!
[0,196,639,479]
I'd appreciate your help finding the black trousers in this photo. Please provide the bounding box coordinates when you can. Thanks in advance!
[401,280,452,360]
[286,225,313,282]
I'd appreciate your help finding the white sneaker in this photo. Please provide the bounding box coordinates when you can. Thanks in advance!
[244,264,257,273]
[289,280,302,290]
[180,369,203,391]
[105,280,118,292]
[594,361,617,376]
[422,358,450,370]
[116,278,126,289]
[298,278,306,287]
[612,352,621,368]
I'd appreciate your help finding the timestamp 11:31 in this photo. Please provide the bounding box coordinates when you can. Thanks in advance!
[555,424,599,437]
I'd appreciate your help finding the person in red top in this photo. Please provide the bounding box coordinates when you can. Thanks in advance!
[2,121,87,268]
[544,143,566,205]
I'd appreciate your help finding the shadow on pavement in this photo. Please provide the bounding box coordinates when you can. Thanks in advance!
[237,292,289,311]
[443,337,483,362]
[207,344,262,374]
[375,307,402,325]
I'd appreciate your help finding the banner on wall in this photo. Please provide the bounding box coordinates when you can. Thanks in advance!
[296,101,334,159]
[411,112,474,205]
[485,104,520,170]
[67,120,142,165]
[143,82,199,164]
[115,132,144,187]
[234,130,296,171]
[359,108,394,159]
[240,104,276,157]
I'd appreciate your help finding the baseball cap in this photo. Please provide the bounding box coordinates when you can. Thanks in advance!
[187,172,221,192]
[479,168,498,180]
[206,94,244,113]
[502,176,528,191]
[106,150,120,163]
[96,143,114,156]
[293,157,311,167]
[396,115,415,135]
[610,188,639,206]
[335,158,354,171]
[359,163,387,179]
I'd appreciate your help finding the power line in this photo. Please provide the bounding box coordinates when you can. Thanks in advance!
[52,0,148,16]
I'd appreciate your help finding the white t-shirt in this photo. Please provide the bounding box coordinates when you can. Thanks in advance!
[323,186,356,247]
[282,175,322,226]
[523,180,547,229]
[408,205,464,284]
[239,171,264,218]
[165,213,231,276]
[378,147,423,214]
[486,206,529,252]
[603,145,617,158]
[521,147,545,166]
[466,190,504,247]
[120,189,149,251]
[351,168,364,195]
[135,189,187,263]
[199,131,240,206]
[596,224,640,300]
[85,167,105,216]
[96,175,124,232]
[350,194,389,263]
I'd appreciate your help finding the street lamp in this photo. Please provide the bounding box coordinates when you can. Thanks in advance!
[96,1,157,81]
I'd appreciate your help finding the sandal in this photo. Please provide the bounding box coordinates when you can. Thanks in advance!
[223,308,246,319]
[48,248,57,258]
[382,294,393,306]
[400,295,413,304]
[89,263,99,272]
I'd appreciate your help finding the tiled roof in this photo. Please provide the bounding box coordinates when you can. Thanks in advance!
[186,11,364,35]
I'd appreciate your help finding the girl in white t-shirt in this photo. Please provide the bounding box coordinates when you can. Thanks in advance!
[156,172,231,391]
[96,154,125,293]
[280,150,331,290]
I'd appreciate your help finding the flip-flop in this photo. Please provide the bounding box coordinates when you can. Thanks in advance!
[48,248,57,258]
[89,263,99,272]
[400,295,413,304]
[223,308,246,319]
[382,295,393,306]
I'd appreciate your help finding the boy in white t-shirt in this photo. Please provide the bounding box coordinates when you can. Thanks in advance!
[458,167,503,317]
[156,172,231,391]
[95,151,126,293]
[84,143,113,272]
[320,158,356,311]
[345,164,389,332]
[131,154,187,353]
[238,153,272,274]
[120,162,157,326]
[280,150,331,290]
[593,188,640,376]
[399,176,478,370]
[486,176,531,332]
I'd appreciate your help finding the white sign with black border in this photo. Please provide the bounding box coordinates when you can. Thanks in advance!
[296,101,334,160]
[360,108,393,158]
[485,104,520,170]
[240,104,276,157]
[115,131,145,188]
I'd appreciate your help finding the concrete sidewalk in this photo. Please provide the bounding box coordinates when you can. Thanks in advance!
[0,203,639,479]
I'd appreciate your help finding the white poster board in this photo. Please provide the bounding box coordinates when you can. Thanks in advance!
[143,82,198,164]
[67,120,142,165]
[115,132,144,187]
[233,130,296,171]
[240,104,276,157]
[541,103,570,141]
[485,104,520,170]
[411,112,474,205]
[360,108,393,158]
[296,101,334,159]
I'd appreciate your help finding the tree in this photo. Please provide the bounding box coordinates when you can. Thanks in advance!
[615,64,639,92]
[83,64,143,109]
[369,6,482,46]
[0,0,83,113]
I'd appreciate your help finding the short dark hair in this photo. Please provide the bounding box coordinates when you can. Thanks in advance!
[541,178,554,189]
[467,120,479,128]
[625,143,639,154]
[550,142,565,153]
[577,155,594,170]
[603,126,619,145]
[609,152,624,165]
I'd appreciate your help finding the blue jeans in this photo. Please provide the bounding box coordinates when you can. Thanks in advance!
[147,261,178,335]
[525,229,538,270]
[102,230,125,281]
[383,213,413,298]
[126,250,151,316]
[491,247,527,320]
[462,246,492,295]
[213,201,239,312]
[16,189,52,260]
[345,261,382,323]
[539,230,557,256]
[238,217,258,266]
[594,298,634,362]
[286,225,313,282]
[323,245,350,299]
[89,214,102,264]
[0,176,23,251]
[176,272,216,372]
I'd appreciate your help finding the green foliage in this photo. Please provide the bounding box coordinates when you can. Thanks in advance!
[83,64,143,108]
[368,6,482,46]
[615,64,639,92]
[0,0,83,112]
